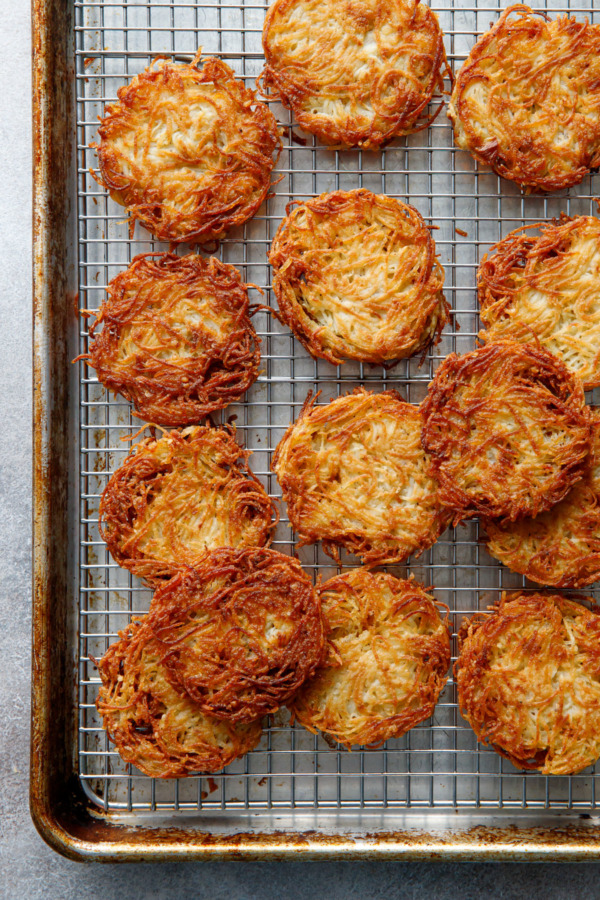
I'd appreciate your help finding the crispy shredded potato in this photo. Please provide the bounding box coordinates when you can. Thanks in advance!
[96,618,262,778]
[478,216,600,390]
[261,0,448,149]
[269,190,449,366]
[448,5,600,192]
[83,252,260,426]
[272,389,451,565]
[290,568,450,749]
[456,592,600,775]
[99,426,277,583]
[145,548,324,723]
[421,341,591,523]
[96,56,281,242]
[485,408,600,589]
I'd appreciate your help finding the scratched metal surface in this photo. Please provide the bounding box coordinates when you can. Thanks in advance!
[74,0,600,820]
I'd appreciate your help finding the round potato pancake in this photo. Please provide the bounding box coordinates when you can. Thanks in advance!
[272,389,451,566]
[146,548,324,723]
[269,190,448,366]
[290,568,450,748]
[478,216,600,390]
[96,617,262,778]
[261,0,448,149]
[448,5,600,192]
[84,252,260,426]
[456,592,600,775]
[485,408,600,589]
[99,426,277,583]
[421,341,591,522]
[96,56,281,242]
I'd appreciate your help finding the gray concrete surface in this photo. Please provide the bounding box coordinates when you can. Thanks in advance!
[2,0,600,896]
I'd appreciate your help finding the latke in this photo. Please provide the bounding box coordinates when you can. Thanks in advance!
[261,0,449,149]
[421,341,591,522]
[269,190,449,366]
[448,5,600,192]
[485,408,600,589]
[95,56,281,242]
[456,592,600,775]
[146,548,324,723]
[478,216,600,390]
[290,569,450,749]
[83,252,260,426]
[96,617,262,777]
[272,389,450,565]
[99,426,277,583]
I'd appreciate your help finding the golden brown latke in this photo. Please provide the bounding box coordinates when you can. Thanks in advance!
[290,568,450,749]
[95,56,281,243]
[478,216,600,391]
[456,592,600,775]
[99,426,277,583]
[484,408,600,589]
[82,252,260,426]
[96,617,262,778]
[145,548,324,723]
[448,5,600,192]
[269,190,449,366]
[272,389,451,566]
[261,0,449,149]
[421,341,591,523]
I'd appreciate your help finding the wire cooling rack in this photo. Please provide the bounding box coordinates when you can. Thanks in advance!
[75,0,600,814]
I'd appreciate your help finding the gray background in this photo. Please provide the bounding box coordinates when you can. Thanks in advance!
[2,1,600,896]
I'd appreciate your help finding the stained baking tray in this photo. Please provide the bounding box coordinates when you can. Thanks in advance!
[32,0,600,860]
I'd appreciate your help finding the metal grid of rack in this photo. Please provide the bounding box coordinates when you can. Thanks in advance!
[75,0,600,815]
